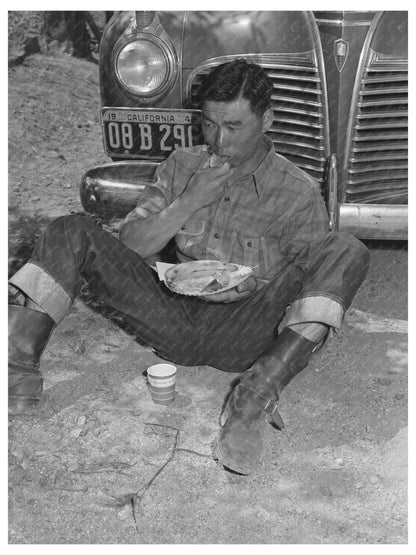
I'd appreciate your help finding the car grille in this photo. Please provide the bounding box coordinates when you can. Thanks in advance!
[186,52,329,189]
[344,49,408,204]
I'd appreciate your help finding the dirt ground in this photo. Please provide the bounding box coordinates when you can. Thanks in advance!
[7,13,408,546]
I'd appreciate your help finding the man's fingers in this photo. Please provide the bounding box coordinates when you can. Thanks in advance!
[200,278,257,303]
[196,149,211,169]
[198,162,231,178]
[236,276,257,293]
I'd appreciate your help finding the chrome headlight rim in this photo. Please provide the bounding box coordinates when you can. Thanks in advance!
[113,32,177,99]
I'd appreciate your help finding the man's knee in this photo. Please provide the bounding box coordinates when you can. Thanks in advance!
[49,213,95,234]
[307,231,370,299]
[32,214,100,262]
[335,231,370,281]
[42,214,101,247]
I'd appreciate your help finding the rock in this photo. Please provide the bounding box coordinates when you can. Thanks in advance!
[39,474,50,488]
[369,474,380,484]
[54,471,69,487]
[330,457,345,469]
[24,35,41,55]
[10,465,26,484]
[339,524,348,533]
[319,484,333,497]
[70,428,83,438]
[103,338,124,348]
[35,450,50,457]
[374,377,392,386]
[117,505,132,521]
[77,415,87,427]
[65,484,88,492]
[11,450,24,460]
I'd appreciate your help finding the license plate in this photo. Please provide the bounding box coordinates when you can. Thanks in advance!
[101,108,203,158]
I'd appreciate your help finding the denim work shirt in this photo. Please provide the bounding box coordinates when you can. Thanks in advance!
[122,136,330,283]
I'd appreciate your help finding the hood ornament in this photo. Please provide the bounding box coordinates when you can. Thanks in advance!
[334,38,349,72]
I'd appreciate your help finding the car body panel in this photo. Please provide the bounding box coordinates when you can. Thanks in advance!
[81,10,408,240]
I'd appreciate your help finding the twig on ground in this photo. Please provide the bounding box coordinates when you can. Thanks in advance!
[132,423,180,530]
[104,421,213,534]
[176,448,212,460]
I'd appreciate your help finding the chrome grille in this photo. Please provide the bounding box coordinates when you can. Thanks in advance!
[344,50,408,204]
[186,52,329,188]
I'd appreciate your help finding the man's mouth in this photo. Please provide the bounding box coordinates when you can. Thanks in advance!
[208,149,231,165]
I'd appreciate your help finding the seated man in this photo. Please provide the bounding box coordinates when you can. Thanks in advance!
[8,58,369,475]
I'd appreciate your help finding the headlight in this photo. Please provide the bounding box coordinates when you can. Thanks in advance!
[115,37,175,97]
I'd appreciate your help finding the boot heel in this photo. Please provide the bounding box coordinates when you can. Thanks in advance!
[8,305,54,416]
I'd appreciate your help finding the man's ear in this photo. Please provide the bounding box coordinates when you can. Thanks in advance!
[261,108,274,133]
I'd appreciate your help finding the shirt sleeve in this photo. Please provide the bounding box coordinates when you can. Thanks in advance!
[121,152,177,227]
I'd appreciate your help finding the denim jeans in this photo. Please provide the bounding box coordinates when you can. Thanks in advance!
[10,214,369,372]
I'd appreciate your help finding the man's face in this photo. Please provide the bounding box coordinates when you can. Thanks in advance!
[201,98,269,168]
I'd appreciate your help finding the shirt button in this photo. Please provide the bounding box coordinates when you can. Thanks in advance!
[214,233,220,239]
[181,225,186,230]
[224,196,230,201]
[247,241,253,247]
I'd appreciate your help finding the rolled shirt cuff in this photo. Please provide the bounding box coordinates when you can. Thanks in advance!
[279,295,344,333]
[9,261,73,324]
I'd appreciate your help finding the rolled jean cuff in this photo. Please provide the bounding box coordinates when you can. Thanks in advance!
[279,295,344,333]
[9,261,72,324]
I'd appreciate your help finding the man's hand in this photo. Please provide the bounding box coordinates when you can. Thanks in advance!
[199,275,258,303]
[181,151,233,211]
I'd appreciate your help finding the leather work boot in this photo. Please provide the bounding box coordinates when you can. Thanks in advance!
[214,327,318,474]
[8,305,55,416]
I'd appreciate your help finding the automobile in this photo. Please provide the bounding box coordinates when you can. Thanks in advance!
[80,10,408,240]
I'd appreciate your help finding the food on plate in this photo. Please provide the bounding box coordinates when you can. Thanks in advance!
[164,260,253,296]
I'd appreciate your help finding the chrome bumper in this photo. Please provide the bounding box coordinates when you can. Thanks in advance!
[80,161,408,240]
[339,204,408,241]
[79,161,158,218]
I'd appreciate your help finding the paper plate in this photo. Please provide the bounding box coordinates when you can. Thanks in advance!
[164,260,252,296]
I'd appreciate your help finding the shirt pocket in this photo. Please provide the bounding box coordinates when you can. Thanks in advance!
[235,232,267,277]
[175,217,206,252]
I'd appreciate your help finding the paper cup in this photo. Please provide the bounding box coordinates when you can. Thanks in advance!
[147,363,177,405]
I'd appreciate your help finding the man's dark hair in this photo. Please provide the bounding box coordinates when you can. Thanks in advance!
[196,58,273,117]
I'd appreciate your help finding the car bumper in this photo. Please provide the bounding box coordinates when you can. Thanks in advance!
[79,161,158,218]
[80,162,408,240]
[339,204,407,241]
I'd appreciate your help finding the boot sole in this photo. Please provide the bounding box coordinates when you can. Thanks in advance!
[8,397,39,416]
[212,435,254,475]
